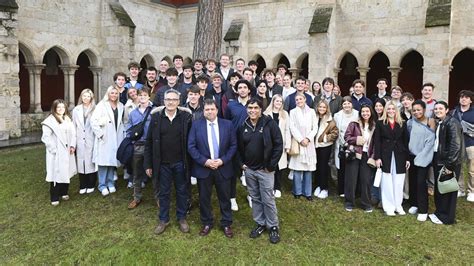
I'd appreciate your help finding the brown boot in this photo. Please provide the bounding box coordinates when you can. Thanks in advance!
[154,221,170,235]
[178,219,190,233]
[128,199,141,209]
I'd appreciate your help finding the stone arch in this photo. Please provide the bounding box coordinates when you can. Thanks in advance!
[338,52,360,95]
[250,53,266,77]
[335,48,361,68]
[41,48,65,111]
[398,50,424,99]
[41,45,71,65]
[19,42,36,113]
[367,51,391,97]
[295,52,309,79]
[19,42,35,63]
[449,48,474,107]
[273,53,291,69]
[77,48,99,67]
[140,53,155,68]
[75,51,94,104]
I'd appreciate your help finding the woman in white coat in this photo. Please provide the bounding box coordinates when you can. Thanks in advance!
[72,89,97,194]
[90,86,125,196]
[264,94,291,198]
[289,93,318,200]
[41,99,77,206]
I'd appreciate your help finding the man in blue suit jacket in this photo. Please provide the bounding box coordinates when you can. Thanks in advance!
[188,99,237,238]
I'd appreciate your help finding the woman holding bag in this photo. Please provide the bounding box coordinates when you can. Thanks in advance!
[289,93,318,200]
[374,101,410,216]
[429,101,464,225]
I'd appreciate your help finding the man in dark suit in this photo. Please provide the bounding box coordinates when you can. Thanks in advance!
[188,99,237,238]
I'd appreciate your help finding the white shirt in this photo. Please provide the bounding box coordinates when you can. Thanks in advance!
[282,87,296,100]
[434,121,441,152]
[362,123,370,152]
[220,67,230,80]
[207,119,220,159]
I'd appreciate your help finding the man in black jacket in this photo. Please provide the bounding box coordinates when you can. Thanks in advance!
[238,98,283,244]
[144,89,193,235]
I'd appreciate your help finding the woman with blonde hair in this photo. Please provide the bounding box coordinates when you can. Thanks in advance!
[374,100,410,216]
[41,99,77,205]
[264,94,291,198]
[72,89,97,194]
[314,100,338,199]
[289,93,318,200]
[91,86,125,196]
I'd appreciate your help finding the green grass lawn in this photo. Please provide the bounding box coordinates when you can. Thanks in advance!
[1,144,473,264]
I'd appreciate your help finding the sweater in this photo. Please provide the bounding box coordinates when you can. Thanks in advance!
[407,118,435,167]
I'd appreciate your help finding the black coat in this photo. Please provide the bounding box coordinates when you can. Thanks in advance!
[373,120,409,174]
[435,115,465,171]
[143,107,193,180]
[237,115,283,172]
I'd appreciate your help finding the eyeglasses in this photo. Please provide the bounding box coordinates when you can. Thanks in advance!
[164,98,179,102]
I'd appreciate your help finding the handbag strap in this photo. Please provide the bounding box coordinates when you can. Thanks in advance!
[437,166,457,182]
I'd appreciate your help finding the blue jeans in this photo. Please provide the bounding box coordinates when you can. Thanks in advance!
[159,161,188,223]
[98,166,115,191]
[293,170,312,197]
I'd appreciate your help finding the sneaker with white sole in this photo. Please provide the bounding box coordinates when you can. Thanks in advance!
[429,213,443,224]
[240,174,247,187]
[191,177,197,185]
[61,195,70,201]
[386,211,396,216]
[127,181,133,189]
[108,187,116,193]
[417,213,428,222]
[313,187,321,197]
[318,190,328,199]
[408,206,418,215]
[458,191,466,198]
[230,198,238,211]
[288,170,294,180]
[101,188,109,196]
[86,188,95,194]
[467,193,474,202]
[247,195,252,208]
[274,190,282,198]
[396,208,406,215]
[124,171,130,180]
[51,201,59,206]
[79,189,87,194]
[114,172,118,181]
[141,182,146,188]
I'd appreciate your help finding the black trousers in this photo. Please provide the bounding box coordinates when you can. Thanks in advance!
[337,156,346,195]
[433,154,460,225]
[274,166,282,190]
[231,155,241,198]
[50,182,69,202]
[198,170,232,227]
[79,173,97,190]
[408,155,430,213]
[344,152,374,209]
[315,145,332,190]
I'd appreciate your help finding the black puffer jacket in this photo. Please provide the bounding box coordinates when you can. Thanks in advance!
[436,115,465,171]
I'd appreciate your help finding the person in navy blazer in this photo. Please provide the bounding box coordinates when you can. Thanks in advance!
[188,98,237,238]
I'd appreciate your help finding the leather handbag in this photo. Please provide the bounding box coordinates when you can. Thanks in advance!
[288,138,300,156]
[437,166,459,194]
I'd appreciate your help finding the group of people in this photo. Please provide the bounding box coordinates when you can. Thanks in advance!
[41,54,474,244]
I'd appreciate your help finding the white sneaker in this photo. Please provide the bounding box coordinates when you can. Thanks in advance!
[79,189,87,194]
[61,195,70,201]
[191,177,197,185]
[396,208,406,215]
[141,182,146,188]
[124,171,130,180]
[458,191,466,198]
[230,198,238,211]
[417,213,428,222]
[318,190,328,199]
[386,211,396,216]
[101,188,109,196]
[86,188,95,194]
[429,214,443,224]
[51,201,59,206]
[247,195,252,208]
[240,174,247,187]
[108,187,116,193]
[339,194,345,198]
[467,193,474,202]
[408,206,418,215]
[274,190,282,198]
[127,181,133,189]
[313,187,321,197]
[288,170,294,180]
[114,172,118,181]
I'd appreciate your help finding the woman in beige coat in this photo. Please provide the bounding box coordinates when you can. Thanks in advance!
[41,99,77,206]
[264,94,291,198]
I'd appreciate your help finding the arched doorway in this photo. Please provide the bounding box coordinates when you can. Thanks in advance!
[338,52,360,96]
[449,48,474,107]
[297,53,309,79]
[276,54,290,69]
[19,51,29,113]
[75,52,94,104]
[41,48,65,111]
[139,56,151,83]
[398,50,424,100]
[255,55,266,77]
[367,51,390,97]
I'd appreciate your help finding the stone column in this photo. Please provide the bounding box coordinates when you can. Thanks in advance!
[333,67,342,84]
[388,66,402,87]
[25,64,46,113]
[356,66,370,85]
[89,66,102,101]
[289,68,301,80]
[23,64,36,113]
[60,65,79,109]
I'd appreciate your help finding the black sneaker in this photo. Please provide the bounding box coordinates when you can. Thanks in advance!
[269,226,280,244]
[249,224,266,238]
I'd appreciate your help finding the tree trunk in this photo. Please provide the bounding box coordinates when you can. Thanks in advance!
[193,0,224,61]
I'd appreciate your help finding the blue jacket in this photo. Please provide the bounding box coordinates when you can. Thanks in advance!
[187,118,237,179]
[127,104,152,142]
[351,94,372,112]
[224,99,248,129]
[284,91,314,112]
[452,105,474,147]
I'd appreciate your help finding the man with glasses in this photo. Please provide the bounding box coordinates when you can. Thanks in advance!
[144,89,193,235]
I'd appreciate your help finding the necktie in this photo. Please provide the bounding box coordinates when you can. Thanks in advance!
[210,122,219,159]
